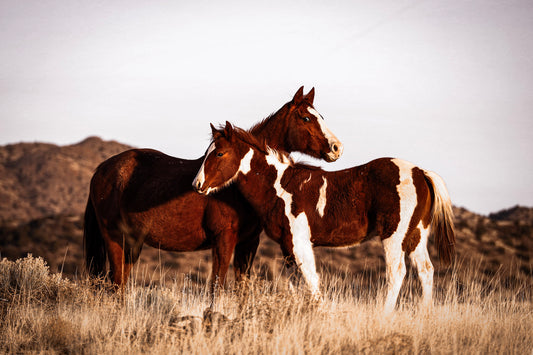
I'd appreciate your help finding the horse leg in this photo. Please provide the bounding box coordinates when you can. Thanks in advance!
[106,238,133,289]
[408,225,434,308]
[232,229,261,314]
[233,231,261,283]
[106,232,143,290]
[281,251,299,292]
[382,233,407,313]
[284,214,321,298]
[210,229,238,299]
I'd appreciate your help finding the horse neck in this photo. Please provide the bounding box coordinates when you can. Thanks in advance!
[248,104,291,152]
[236,147,291,216]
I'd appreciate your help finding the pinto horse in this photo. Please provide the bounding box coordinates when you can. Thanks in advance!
[84,87,343,289]
[193,122,455,311]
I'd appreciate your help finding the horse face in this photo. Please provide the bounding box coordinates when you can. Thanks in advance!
[286,87,343,162]
[193,125,251,195]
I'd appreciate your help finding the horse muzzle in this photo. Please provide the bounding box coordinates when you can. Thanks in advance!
[325,141,343,162]
[192,178,207,195]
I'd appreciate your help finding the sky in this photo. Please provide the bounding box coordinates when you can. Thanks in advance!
[1,0,532,214]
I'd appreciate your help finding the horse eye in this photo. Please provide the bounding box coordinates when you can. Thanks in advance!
[216,152,224,157]
[302,116,310,122]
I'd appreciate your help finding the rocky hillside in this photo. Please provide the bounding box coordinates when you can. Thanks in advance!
[0,137,130,223]
[0,138,531,289]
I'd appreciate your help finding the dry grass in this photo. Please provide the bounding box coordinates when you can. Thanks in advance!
[0,255,531,354]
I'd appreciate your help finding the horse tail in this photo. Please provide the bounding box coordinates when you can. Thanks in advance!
[423,170,456,265]
[83,197,107,277]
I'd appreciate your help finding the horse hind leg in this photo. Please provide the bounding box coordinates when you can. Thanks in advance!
[408,224,434,308]
[382,233,407,313]
[106,234,143,289]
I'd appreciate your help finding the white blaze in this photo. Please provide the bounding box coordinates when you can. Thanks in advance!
[307,107,342,156]
[193,142,216,190]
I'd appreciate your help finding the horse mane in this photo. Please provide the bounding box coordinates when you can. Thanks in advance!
[218,123,294,165]
[248,102,290,138]
[248,111,277,135]
[233,125,324,172]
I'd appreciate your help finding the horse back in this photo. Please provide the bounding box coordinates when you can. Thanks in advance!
[91,148,204,209]
[89,148,259,251]
[292,158,433,247]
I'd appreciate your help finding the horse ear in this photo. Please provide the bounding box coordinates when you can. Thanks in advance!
[292,86,304,105]
[304,87,315,104]
[211,123,223,139]
[224,121,234,139]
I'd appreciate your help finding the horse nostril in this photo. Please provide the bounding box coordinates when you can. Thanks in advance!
[332,144,338,153]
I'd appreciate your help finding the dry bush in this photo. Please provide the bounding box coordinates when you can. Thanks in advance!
[0,255,531,354]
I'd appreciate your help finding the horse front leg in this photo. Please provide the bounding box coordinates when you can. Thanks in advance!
[280,249,300,292]
[284,213,321,298]
[209,228,238,304]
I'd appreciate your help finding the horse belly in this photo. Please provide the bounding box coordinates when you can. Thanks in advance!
[312,219,369,247]
[130,194,212,252]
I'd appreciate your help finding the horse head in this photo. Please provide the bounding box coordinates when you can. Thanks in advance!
[193,122,256,195]
[284,86,343,162]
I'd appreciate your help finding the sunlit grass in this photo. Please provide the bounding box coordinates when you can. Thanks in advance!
[0,255,531,354]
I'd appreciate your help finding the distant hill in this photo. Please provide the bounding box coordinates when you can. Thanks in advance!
[0,137,131,223]
[0,137,531,288]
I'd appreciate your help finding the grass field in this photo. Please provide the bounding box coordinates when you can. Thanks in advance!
[1,255,531,354]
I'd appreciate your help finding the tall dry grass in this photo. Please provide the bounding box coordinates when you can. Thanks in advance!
[0,255,531,354]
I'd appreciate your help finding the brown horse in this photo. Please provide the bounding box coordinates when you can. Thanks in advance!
[84,87,343,289]
[193,122,455,312]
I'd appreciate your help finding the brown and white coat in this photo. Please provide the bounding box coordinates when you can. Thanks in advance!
[194,123,455,312]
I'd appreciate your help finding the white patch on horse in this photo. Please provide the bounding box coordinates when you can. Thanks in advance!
[220,148,254,193]
[193,142,216,191]
[299,173,311,191]
[266,151,320,296]
[195,146,253,195]
[237,148,253,175]
[382,158,418,313]
[292,212,319,294]
[316,176,328,217]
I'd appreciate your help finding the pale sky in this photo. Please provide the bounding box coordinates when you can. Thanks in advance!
[1,0,532,214]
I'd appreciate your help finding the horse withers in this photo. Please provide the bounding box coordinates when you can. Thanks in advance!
[84,87,343,290]
[193,122,455,312]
